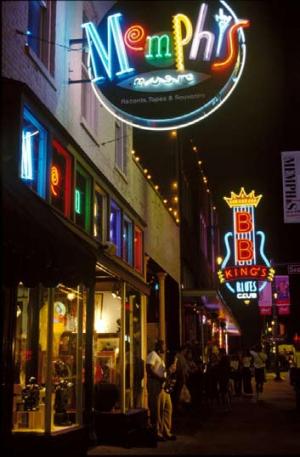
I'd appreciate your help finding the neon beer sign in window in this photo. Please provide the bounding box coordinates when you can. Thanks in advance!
[218,188,275,301]
[82,1,250,131]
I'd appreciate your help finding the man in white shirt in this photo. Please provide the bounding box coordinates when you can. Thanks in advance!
[250,344,267,398]
[146,340,166,439]
[146,340,176,441]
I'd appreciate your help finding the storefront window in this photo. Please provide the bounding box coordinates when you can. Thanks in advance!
[122,215,133,265]
[134,226,143,273]
[93,185,106,242]
[12,282,87,433]
[93,289,121,412]
[125,287,143,410]
[50,140,72,218]
[109,200,121,257]
[75,165,91,232]
[13,284,49,432]
[21,107,47,198]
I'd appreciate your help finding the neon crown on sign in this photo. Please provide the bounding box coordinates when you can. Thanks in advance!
[223,187,262,208]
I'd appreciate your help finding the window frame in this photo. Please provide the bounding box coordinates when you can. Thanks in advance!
[114,121,127,176]
[50,139,73,218]
[27,0,56,75]
[20,106,48,198]
[134,225,144,274]
[109,199,122,257]
[93,184,107,243]
[74,163,92,233]
[122,214,133,266]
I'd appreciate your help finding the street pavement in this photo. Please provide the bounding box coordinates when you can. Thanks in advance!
[87,372,300,456]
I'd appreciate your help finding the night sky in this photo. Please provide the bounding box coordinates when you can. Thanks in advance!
[133,0,300,345]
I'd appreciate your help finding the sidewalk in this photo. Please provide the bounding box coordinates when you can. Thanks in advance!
[87,373,300,456]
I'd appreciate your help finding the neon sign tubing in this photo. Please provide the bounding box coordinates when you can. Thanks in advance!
[21,130,35,180]
[82,19,134,82]
[88,1,247,131]
[215,8,232,57]
[221,232,233,269]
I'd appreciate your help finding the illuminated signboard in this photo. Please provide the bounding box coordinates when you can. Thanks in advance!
[82,1,250,130]
[218,188,275,301]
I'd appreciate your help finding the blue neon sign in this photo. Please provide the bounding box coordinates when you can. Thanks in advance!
[82,1,250,131]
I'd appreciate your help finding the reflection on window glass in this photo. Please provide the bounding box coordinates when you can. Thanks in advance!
[122,216,133,265]
[134,226,143,273]
[52,284,85,431]
[93,290,121,412]
[21,107,47,197]
[109,200,121,256]
[50,140,72,217]
[75,167,91,232]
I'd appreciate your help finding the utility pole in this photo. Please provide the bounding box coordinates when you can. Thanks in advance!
[272,292,283,382]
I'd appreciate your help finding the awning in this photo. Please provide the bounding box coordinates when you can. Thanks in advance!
[2,174,96,287]
[182,288,241,336]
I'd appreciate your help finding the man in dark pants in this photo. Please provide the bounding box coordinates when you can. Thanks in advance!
[146,340,166,440]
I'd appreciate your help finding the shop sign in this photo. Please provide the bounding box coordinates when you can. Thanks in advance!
[281,151,300,223]
[274,275,290,305]
[218,188,274,301]
[258,281,272,315]
[82,1,250,130]
[288,264,300,275]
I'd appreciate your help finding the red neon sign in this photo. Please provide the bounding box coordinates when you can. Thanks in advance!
[51,165,60,197]
[236,239,254,261]
[224,265,269,281]
[236,211,252,233]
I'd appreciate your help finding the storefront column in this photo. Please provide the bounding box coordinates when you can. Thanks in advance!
[45,287,54,433]
[143,255,150,283]
[157,272,167,355]
[85,282,96,442]
[76,285,84,425]
[120,281,126,413]
[141,294,148,409]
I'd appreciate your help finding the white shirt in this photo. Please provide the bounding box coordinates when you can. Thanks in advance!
[250,350,267,369]
[146,351,166,378]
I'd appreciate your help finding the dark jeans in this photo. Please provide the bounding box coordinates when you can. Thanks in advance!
[147,378,162,429]
[242,367,253,394]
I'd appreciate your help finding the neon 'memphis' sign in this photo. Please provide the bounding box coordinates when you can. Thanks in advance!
[81,1,250,131]
[218,188,275,301]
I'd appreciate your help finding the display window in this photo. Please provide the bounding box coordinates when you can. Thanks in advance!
[93,184,106,242]
[93,289,121,412]
[75,164,92,232]
[109,200,121,257]
[122,215,133,266]
[125,287,143,410]
[93,284,143,413]
[50,140,72,218]
[20,106,47,198]
[134,226,143,274]
[12,282,87,433]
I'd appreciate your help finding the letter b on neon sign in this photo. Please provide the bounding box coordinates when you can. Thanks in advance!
[237,239,253,261]
[236,212,252,233]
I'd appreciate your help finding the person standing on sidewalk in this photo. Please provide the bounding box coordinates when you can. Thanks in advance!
[241,348,253,396]
[250,344,268,400]
[146,340,166,440]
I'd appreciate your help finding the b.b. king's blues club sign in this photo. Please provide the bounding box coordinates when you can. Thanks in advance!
[218,188,275,302]
[82,1,250,130]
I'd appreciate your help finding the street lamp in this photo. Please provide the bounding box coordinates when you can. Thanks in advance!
[272,292,283,382]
